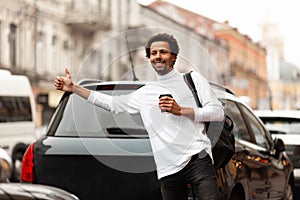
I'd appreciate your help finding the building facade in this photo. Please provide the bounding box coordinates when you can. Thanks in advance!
[3,0,289,127]
[260,21,300,110]
[145,1,268,109]
[143,1,229,84]
[0,0,143,126]
[214,22,268,109]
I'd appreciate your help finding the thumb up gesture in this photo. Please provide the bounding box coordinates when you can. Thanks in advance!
[54,68,74,92]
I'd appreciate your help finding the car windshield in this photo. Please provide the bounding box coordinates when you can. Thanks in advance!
[261,117,300,134]
[47,84,147,138]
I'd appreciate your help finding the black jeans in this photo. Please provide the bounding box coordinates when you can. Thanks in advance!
[160,153,218,200]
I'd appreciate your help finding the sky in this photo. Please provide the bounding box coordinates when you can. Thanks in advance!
[139,0,300,68]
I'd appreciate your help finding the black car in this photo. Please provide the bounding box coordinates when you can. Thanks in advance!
[254,109,300,188]
[21,80,294,200]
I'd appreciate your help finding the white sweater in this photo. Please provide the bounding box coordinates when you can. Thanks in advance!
[87,69,224,179]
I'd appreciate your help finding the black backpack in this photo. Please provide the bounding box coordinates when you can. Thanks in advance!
[183,71,235,169]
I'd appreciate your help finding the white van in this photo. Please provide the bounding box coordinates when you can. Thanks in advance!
[0,69,36,181]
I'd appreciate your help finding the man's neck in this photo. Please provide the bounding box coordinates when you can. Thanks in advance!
[157,69,178,81]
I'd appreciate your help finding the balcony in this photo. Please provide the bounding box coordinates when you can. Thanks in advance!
[125,28,154,49]
[65,2,110,32]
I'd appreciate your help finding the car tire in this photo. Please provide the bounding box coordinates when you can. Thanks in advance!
[230,188,245,200]
[11,151,23,182]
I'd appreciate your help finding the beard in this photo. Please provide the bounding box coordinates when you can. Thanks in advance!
[151,62,173,75]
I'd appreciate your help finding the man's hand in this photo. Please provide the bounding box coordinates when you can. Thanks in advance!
[54,68,74,92]
[54,68,91,100]
[159,96,195,120]
[158,96,182,115]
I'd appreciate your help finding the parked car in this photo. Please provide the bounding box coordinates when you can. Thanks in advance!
[0,183,79,200]
[21,80,294,200]
[254,109,300,186]
[0,147,12,182]
[0,69,37,182]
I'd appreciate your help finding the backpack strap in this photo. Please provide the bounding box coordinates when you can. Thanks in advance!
[184,71,210,129]
[183,71,202,108]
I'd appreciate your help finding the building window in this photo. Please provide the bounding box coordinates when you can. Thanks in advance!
[9,24,17,68]
[98,0,102,13]
[51,35,58,73]
[36,32,45,74]
[0,21,2,65]
[108,0,111,17]
[127,0,130,27]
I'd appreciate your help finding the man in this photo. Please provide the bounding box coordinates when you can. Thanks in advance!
[55,33,224,200]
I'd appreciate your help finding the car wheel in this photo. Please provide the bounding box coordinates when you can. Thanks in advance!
[230,188,245,200]
[285,182,293,200]
[11,151,23,182]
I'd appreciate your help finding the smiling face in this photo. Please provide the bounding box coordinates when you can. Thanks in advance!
[149,41,177,76]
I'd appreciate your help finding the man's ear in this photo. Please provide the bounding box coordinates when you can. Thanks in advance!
[172,55,177,63]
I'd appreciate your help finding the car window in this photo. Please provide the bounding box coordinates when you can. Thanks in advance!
[223,100,251,142]
[48,88,147,138]
[261,117,300,134]
[239,105,270,150]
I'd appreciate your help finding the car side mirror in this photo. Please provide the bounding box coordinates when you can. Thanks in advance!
[273,138,285,159]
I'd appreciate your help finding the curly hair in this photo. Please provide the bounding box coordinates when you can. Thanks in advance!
[145,33,180,58]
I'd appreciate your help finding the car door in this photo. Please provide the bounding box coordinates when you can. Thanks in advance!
[224,100,270,199]
[239,105,286,199]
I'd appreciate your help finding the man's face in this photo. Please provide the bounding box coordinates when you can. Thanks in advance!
[149,41,176,76]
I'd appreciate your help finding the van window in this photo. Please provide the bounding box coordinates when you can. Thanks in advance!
[0,96,32,122]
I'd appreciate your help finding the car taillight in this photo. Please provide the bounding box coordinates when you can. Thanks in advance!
[21,143,35,182]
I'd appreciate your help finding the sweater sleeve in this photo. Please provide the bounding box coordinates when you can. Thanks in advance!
[87,90,113,112]
[191,72,224,123]
[87,90,141,114]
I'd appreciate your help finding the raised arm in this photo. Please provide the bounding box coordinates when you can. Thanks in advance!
[54,68,91,99]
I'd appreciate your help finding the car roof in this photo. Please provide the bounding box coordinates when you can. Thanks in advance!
[78,79,251,112]
[79,79,234,92]
[254,110,300,119]
[80,79,241,98]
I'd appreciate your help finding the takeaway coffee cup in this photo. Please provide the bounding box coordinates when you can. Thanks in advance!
[159,94,173,113]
